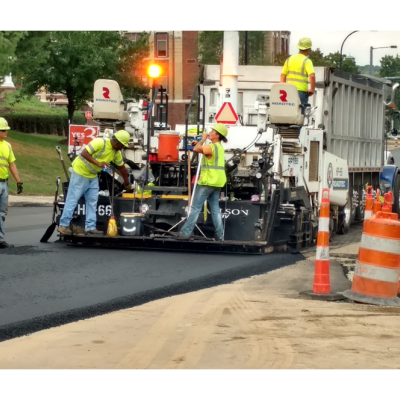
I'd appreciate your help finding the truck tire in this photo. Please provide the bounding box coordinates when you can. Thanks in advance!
[392,174,400,219]
[355,185,364,222]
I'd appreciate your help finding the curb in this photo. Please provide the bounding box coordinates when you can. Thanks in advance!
[9,202,53,207]
[8,196,54,207]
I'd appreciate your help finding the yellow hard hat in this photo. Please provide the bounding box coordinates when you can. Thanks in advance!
[297,37,312,50]
[211,123,228,141]
[0,117,10,130]
[114,130,130,147]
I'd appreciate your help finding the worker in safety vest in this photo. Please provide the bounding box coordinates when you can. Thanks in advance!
[178,123,228,241]
[0,117,23,249]
[280,37,315,114]
[58,130,132,236]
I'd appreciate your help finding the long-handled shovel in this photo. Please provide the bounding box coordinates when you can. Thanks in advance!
[40,177,61,243]
[55,146,70,182]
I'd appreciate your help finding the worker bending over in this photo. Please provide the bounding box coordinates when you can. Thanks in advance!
[58,130,131,236]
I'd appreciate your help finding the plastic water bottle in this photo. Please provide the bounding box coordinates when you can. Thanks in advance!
[260,188,266,203]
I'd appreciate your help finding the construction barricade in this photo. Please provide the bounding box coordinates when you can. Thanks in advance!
[342,211,400,306]
[300,188,344,301]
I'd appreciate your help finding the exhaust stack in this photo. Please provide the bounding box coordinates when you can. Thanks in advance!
[219,31,239,113]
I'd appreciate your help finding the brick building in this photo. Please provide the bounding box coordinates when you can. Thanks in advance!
[125,31,200,129]
[265,31,291,64]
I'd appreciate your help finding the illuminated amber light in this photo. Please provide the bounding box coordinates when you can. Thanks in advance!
[148,64,162,78]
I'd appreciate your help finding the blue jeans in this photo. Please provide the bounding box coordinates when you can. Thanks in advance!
[60,170,99,231]
[180,185,224,239]
[0,181,8,242]
[298,91,309,115]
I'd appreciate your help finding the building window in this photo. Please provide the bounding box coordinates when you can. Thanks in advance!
[127,33,139,42]
[210,89,218,106]
[156,33,168,57]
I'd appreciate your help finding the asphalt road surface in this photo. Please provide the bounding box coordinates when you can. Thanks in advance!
[0,207,302,342]
[390,146,400,165]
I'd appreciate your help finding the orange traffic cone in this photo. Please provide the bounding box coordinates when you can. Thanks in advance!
[364,186,373,220]
[373,189,382,215]
[382,192,393,213]
[343,211,400,306]
[300,188,344,301]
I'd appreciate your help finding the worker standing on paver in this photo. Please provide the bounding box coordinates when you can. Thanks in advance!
[280,37,315,114]
[178,124,228,241]
[0,117,23,249]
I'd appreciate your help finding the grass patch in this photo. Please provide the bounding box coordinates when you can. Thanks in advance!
[5,130,70,195]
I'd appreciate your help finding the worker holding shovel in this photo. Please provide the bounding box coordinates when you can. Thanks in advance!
[58,130,132,236]
[178,124,228,241]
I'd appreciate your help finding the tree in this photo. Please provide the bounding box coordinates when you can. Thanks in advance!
[308,48,329,67]
[379,55,400,110]
[324,51,359,74]
[0,31,26,82]
[11,31,150,122]
[198,31,223,65]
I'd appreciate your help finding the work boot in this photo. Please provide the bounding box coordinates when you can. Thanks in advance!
[176,234,192,241]
[0,241,14,248]
[85,229,104,235]
[58,225,72,235]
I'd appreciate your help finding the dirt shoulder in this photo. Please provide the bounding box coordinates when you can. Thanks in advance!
[1,226,398,369]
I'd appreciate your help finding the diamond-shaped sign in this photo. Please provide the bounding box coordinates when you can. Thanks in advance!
[215,102,238,124]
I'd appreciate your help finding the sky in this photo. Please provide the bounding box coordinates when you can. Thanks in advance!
[290,31,400,66]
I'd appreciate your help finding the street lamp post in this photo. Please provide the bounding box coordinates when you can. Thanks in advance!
[339,30,377,69]
[339,31,358,70]
[370,46,397,75]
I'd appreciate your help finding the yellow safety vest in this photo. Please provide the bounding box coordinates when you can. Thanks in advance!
[282,54,315,92]
[198,142,226,188]
[72,138,124,179]
[0,140,15,180]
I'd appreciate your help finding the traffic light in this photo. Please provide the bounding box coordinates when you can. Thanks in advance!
[148,64,162,78]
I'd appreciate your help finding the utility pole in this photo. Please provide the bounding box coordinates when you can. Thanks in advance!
[244,31,248,65]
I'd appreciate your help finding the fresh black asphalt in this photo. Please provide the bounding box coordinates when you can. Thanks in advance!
[0,207,303,342]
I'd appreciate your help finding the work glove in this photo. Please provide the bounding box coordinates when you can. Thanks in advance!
[124,183,134,193]
[17,182,23,194]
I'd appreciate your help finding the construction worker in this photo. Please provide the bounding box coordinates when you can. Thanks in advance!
[280,37,315,114]
[58,130,132,236]
[0,117,23,249]
[178,123,228,241]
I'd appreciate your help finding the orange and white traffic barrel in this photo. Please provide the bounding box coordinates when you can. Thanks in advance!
[343,211,400,306]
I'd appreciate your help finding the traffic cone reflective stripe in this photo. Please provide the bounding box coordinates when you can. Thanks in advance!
[364,186,373,219]
[313,188,330,294]
[343,211,400,306]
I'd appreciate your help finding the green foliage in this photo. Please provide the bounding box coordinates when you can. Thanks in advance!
[11,31,150,121]
[308,49,329,67]
[2,112,85,135]
[379,55,400,110]
[1,91,84,134]
[6,130,69,195]
[324,52,359,73]
[198,31,271,66]
[0,31,26,81]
